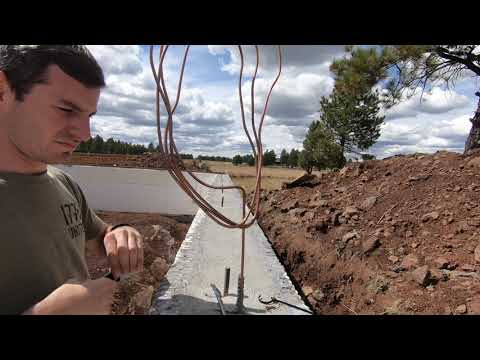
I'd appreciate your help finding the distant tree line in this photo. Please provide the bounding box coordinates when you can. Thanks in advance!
[76,136,240,161]
[75,136,194,158]
[196,155,232,162]
[75,135,148,155]
[232,154,255,166]
[232,149,279,167]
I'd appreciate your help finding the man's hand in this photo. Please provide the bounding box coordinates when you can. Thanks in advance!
[104,225,144,280]
[23,278,118,315]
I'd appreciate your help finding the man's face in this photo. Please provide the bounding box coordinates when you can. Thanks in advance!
[3,64,101,164]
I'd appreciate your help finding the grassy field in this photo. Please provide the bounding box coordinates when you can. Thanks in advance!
[197,161,308,193]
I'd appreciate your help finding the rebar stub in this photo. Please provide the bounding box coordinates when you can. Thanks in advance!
[235,275,245,313]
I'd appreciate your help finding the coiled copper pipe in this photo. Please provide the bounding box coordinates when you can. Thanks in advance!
[149,45,282,311]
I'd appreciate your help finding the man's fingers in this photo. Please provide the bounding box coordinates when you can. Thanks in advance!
[137,236,144,272]
[128,234,138,272]
[105,227,144,276]
[116,230,130,275]
[104,234,121,280]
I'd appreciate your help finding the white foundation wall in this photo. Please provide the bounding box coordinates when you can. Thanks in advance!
[53,165,219,215]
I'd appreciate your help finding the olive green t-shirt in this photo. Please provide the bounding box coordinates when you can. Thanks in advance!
[0,165,106,314]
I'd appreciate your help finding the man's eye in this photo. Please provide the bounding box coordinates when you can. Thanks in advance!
[58,107,73,113]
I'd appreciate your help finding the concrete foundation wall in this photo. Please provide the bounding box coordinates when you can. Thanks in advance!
[53,165,218,216]
[53,164,309,314]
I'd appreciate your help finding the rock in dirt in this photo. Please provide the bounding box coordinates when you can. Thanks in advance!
[434,257,450,269]
[411,265,431,287]
[309,199,329,208]
[150,257,169,281]
[475,244,480,264]
[443,270,480,280]
[353,166,363,177]
[291,208,307,217]
[281,199,299,213]
[407,174,431,182]
[400,254,420,270]
[467,299,480,314]
[460,264,476,272]
[331,211,342,226]
[362,236,380,254]
[133,285,155,314]
[161,229,175,247]
[455,304,467,314]
[302,286,314,297]
[422,211,439,222]
[312,289,325,302]
[342,230,359,243]
[307,219,329,234]
[430,269,446,283]
[339,167,349,177]
[446,262,458,270]
[467,218,480,227]
[466,157,480,169]
[344,206,360,217]
[323,253,337,269]
[282,173,319,189]
[360,196,378,211]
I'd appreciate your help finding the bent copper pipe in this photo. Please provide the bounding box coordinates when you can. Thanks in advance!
[149,45,282,299]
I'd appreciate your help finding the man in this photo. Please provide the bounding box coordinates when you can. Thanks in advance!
[0,45,144,315]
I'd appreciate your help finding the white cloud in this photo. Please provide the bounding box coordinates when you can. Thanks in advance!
[88,45,236,153]
[87,45,143,76]
[208,45,346,75]
[371,112,474,158]
[85,45,479,159]
[385,86,470,120]
[240,72,333,119]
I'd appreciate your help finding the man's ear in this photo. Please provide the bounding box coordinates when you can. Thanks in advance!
[0,71,14,104]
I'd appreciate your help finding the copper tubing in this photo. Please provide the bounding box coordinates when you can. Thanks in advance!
[149,45,282,295]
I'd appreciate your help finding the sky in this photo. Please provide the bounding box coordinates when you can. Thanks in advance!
[86,45,480,159]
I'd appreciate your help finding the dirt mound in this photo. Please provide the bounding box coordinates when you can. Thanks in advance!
[85,211,193,315]
[61,153,202,171]
[258,151,480,315]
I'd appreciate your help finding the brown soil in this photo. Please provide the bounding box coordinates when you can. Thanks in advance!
[85,211,193,315]
[64,153,198,315]
[62,152,202,171]
[257,150,480,315]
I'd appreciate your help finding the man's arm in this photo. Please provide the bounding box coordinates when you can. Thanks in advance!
[68,175,144,279]
[85,221,112,258]
[22,278,118,315]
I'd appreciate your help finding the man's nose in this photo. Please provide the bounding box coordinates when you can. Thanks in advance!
[71,117,91,142]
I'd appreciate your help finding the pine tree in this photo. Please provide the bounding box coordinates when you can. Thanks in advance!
[280,149,289,167]
[318,89,384,161]
[331,45,480,152]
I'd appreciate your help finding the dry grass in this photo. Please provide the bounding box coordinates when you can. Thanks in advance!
[181,159,327,193]
[198,161,309,193]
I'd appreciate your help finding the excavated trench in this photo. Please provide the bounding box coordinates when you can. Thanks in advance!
[56,164,310,315]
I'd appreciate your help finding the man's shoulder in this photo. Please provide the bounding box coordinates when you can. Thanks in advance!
[47,165,81,195]
[48,165,74,182]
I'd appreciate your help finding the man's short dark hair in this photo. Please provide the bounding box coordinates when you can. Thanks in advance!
[0,45,105,101]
